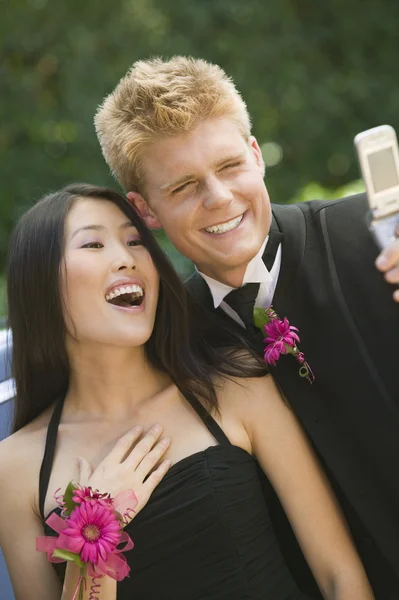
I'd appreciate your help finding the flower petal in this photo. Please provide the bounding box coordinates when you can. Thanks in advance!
[57,533,84,554]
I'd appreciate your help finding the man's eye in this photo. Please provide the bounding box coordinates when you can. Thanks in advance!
[172,181,193,194]
[221,162,241,170]
[127,240,142,246]
[81,242,103,249]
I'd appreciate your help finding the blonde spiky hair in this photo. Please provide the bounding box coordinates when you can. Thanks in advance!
[94,56,251,192]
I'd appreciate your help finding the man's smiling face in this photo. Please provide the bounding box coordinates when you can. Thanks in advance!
[131,118,272,287]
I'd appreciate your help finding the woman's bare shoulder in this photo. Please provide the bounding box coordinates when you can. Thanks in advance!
[0,409,53,508]
[213,374,282,454]
[217,373,279,412]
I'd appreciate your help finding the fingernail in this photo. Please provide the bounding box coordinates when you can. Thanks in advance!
[152,424,162,433]
[160,437,170,446]
[394,289,399,302]
[133,425,143,432]
[376,255,388,269]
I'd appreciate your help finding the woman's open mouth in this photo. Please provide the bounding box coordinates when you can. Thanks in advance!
[105,284,144,309]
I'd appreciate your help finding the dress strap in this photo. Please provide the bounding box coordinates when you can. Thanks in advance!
[38,396,65,520]
[183,391,231,446]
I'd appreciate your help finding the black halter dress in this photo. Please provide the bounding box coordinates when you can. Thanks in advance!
[39,395,316,600]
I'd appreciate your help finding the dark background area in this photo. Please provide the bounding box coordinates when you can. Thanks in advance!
[1,0,398,287]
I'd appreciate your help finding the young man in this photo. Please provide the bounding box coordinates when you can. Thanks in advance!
[95,56,399,597]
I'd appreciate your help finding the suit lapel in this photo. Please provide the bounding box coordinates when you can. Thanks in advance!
[269,204,306,312]
[185,270,215,311]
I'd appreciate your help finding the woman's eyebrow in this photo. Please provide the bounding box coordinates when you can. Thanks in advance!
[70,221,135,240]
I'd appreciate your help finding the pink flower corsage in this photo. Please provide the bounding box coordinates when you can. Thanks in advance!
[254,307,315,384]
[37,482,137,600]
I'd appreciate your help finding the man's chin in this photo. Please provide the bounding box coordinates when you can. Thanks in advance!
[198,252,257,282]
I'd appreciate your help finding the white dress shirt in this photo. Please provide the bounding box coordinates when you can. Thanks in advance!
[198,237,282,328]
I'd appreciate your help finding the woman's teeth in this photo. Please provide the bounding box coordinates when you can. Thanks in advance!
[205,214,243,234]
[105,284,143,302]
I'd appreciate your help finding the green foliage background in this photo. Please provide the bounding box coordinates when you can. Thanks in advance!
[1,0,397,317]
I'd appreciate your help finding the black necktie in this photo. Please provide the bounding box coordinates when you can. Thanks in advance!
[224,282,260,328]
[224,228,283,329]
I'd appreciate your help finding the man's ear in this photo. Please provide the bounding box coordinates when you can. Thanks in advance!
[126,191,162,229]
[249,136,265,177]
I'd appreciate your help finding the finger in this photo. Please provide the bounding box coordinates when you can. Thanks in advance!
[384,266,399,284]
[78,456,93,486]
[375,239,399,271]
[133,436,171,480]
[137,460,171,508]
[393,289,399,302]
[125,425,164,468]
[102,426,144,466]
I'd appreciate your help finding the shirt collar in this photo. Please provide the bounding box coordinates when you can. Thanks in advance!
[197,237,271,308]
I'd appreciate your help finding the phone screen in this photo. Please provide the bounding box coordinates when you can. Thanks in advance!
[367,147,399,193]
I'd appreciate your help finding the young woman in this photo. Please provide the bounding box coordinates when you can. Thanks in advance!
[0,184,373,599]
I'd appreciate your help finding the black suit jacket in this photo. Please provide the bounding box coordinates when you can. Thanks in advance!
[186,193,399,597]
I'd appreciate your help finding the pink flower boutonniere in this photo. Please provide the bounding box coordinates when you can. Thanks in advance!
[254,307,315,384]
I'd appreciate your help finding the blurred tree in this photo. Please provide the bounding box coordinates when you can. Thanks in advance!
[0,0,398,274]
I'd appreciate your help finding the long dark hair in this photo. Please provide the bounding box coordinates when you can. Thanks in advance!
[8,184,266,432]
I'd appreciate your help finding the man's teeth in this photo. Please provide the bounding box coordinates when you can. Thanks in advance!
[205,214,243,234]
[105,284,143,301]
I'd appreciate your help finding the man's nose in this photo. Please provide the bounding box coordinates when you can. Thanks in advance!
[203,177,234,210]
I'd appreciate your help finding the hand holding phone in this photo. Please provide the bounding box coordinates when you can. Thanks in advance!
[354,124,399,249]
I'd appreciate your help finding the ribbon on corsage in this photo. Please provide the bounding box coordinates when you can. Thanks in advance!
[254,307,315,384]
[37,482,137,600]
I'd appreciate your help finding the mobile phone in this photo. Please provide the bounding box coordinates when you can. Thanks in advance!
[354,125,399,249]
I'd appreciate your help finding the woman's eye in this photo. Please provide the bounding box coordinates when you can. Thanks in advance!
[127,239,142,246]
[81,242,103,249]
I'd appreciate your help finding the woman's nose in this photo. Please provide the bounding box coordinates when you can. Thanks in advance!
[112,246,136,271]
